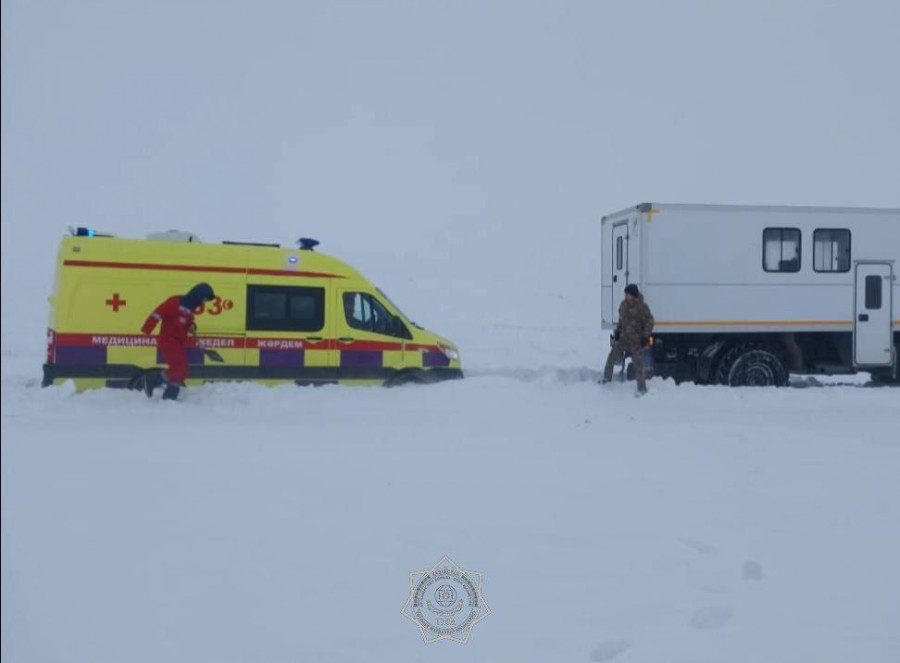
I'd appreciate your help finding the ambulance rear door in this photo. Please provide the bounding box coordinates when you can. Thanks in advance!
[244,281,336,384]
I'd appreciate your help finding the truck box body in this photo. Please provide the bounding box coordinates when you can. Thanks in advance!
[601,203,899,384]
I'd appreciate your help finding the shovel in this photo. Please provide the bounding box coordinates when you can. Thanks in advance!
[201,348,225,363]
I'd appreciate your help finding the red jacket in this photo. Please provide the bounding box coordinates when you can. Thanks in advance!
[141,296,195,344]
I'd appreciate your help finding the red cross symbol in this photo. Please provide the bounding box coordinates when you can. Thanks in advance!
[106,293,127,311]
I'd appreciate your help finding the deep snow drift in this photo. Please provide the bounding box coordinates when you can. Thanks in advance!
[3,349,899,662]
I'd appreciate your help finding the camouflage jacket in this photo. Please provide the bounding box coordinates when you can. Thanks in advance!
[616,297,654,343]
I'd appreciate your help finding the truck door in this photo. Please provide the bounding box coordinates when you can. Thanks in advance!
[854,262,894,367]
[611,223,629,320]
[334,289,408,381]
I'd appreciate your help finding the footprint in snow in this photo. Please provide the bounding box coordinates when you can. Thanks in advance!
[690,605,734,630]
[678,536,719,555]
[742,560,764,581]
[590,639,630,662]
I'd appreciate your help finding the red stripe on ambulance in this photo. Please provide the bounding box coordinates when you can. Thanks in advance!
[51,332,441,354]
[63,260,345,279]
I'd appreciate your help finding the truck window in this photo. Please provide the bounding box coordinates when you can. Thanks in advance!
[813,229,851,272]
[763,228,801,272]
[343,292,411,339]
[865,275,882,310]
[247,285,324,332]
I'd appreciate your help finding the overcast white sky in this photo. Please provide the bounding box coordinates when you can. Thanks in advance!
[2,0,899,343]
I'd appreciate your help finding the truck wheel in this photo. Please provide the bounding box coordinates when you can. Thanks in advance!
[625,360,654,382]
[714,344,788,387]
[870,368,899,385]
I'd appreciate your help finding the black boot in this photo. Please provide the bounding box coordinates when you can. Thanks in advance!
[143,371,164,398]
[161,383,181,400]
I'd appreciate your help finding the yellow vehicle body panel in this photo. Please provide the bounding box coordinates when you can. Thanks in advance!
[44,235,462,390]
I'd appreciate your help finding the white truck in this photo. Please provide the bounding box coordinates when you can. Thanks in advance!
[600,203,899,386]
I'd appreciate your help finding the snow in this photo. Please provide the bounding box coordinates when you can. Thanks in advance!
[4,2,900,661]
[3,353,899,662]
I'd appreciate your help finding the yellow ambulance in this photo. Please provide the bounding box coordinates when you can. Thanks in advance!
[43,228,462,390]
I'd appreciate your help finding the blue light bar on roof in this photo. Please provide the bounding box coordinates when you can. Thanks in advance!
[69,226,114,238]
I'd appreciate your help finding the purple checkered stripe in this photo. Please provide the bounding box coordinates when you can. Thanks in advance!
[340,350,383,368]
[156,348,206,365]
[260,349,305,367]
[423,351,450,367]
[55,346,108,365]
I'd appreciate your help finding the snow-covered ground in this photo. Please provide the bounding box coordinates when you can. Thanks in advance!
[3,334,899,662]
[1,196,897,663]
[4,2,900,661]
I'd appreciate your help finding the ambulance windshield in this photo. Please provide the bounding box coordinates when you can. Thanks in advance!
[376,288,423,329]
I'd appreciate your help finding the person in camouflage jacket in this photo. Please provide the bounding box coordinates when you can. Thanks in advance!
[602,284,655,392]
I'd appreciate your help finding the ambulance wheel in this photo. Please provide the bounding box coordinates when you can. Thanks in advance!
[386,370,425,387]
[714,344,788,387]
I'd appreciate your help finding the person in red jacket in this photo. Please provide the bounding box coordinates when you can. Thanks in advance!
[141,283,215,400]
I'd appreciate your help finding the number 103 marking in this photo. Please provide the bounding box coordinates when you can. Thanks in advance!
[195,297,234,316]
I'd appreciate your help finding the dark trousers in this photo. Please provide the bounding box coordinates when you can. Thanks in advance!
[603,339,647,389]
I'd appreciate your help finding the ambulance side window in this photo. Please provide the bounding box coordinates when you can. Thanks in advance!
[343,292,411,339]
[247,285,324,332]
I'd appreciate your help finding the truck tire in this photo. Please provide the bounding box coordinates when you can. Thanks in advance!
[714,344,788,387]
[870,368,899,385]
[871,338,899,384]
